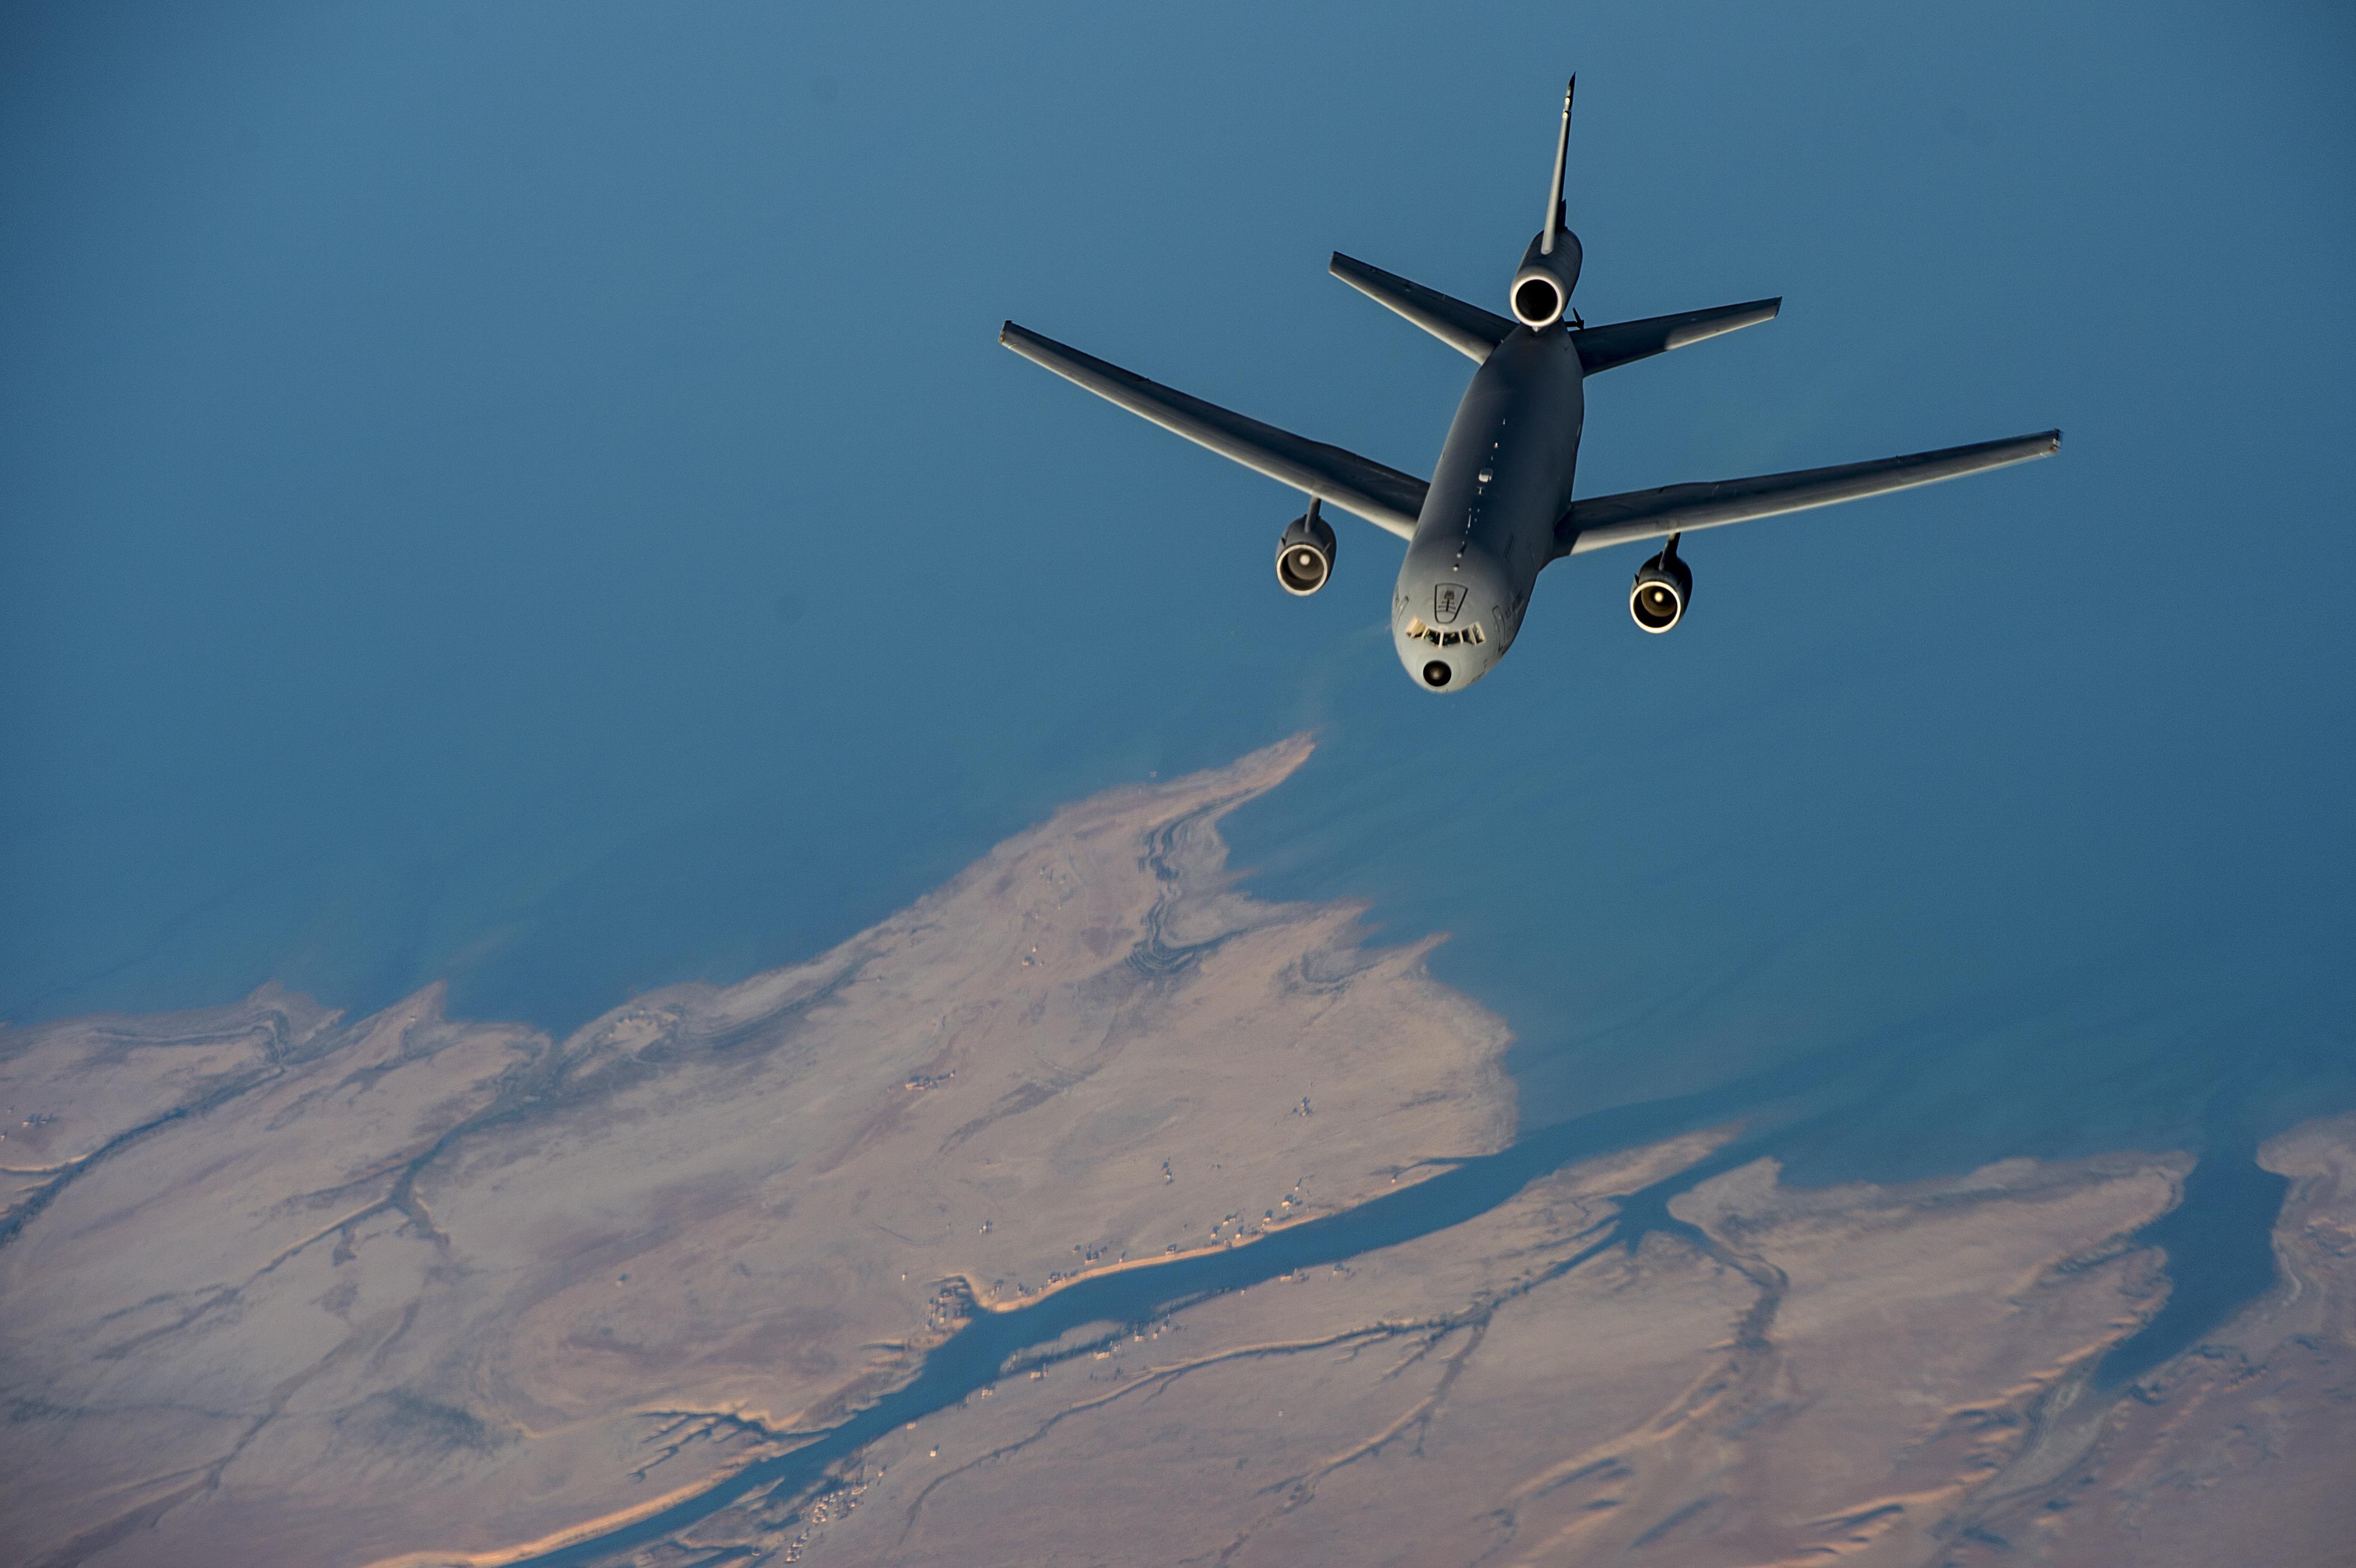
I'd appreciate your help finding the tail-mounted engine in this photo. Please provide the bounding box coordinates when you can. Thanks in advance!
[1276,499,1338,596]
[1629,534,1691,632]
[1510,228,1584,330]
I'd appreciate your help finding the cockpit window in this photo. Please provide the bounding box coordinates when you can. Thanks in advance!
[1405,617,1483,647]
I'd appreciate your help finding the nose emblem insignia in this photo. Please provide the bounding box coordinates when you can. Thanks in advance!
[1432,584,1467,625]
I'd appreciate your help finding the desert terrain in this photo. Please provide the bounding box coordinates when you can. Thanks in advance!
[650,1128,2356,1567]
[1,737,2348,1567]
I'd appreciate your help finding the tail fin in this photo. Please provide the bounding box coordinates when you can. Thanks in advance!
[1540,76,1574,256]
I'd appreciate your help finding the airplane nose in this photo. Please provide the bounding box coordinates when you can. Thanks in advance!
[1422,661,1452,689]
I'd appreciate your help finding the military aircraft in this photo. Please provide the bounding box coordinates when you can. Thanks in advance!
[1002,79,2058,693]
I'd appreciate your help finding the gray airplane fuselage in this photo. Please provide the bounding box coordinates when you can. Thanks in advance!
[1394,320,1586,692]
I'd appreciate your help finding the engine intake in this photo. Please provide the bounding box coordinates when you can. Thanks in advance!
[1629,538,1691,632]
[1509,228,1584,330]
[1275,502,1338,596]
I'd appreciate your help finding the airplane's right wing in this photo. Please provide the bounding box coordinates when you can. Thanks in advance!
[1555,430,2061,557]
[1000,323,1427,539]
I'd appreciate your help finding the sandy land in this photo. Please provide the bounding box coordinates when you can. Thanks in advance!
[1934,1112,2356,1567]
[0,736,1518,1568]
[4,738,2352,1568]
[682,1126,2355,1568]
[687,1144,2203,1567]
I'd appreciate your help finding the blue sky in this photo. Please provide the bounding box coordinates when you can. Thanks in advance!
[3,1,2351,1165]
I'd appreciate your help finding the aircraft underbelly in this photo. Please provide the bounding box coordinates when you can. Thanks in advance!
[1399,330,1586,650]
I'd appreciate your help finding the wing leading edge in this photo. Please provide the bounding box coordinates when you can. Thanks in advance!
[1556,430,2062,557]
[999,323,1426,539]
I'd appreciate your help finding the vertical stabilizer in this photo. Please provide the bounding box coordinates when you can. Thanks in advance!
[1540,76,1574,256]
[1512,77,1583,326]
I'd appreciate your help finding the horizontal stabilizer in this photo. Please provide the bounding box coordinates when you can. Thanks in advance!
[1557,429,2061,557]
[1330,253,1516,362]
[1000,322,1428,539]
[1570,298,1782,377]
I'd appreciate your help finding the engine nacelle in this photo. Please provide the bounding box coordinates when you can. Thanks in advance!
[1629,543,1692,632]
[1508,227,1584,330]
[1275,504,1338,596]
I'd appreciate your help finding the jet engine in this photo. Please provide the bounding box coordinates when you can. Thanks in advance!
[1509,227,1583,330]
[1275,501,1338,596]
[1629,536,1691,632]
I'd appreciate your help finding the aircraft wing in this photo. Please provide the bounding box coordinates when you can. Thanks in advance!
[1555,430,2061,557]
[1000,323,1426,539]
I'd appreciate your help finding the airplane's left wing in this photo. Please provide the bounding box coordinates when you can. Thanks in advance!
[1001,323,1426,539]
[1555,430,2060,557]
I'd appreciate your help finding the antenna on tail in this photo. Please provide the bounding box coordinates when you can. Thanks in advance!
[1540,75,1574,257]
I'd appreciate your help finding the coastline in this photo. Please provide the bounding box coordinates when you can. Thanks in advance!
[3,740,2347,1568]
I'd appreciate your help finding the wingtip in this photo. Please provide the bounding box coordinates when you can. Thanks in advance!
[2047,428,2063,452]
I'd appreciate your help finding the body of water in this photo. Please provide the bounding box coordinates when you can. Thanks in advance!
[4,6,2350,1555]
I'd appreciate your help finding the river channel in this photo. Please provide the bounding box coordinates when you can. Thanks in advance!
[514,1044,2280,1566]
